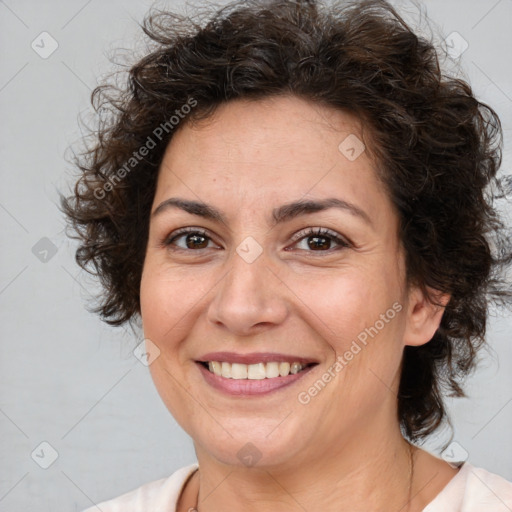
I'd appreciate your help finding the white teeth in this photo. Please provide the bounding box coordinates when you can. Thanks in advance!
[279,362,291,376]
[211,361,222,376]
[221,362,231,378]
[205,360,307,379]
[266,362,280,378]
[247,363,266,380]
[231,363,248,379]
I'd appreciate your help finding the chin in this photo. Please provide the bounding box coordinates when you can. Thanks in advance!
[191,416,314,469]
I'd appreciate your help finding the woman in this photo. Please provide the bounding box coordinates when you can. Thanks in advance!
[62,0,512,510]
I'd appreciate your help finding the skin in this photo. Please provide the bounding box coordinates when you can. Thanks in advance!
[140,94,459,512]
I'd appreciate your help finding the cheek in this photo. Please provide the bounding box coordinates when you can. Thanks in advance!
[290,267,400,342]
[297,268,406,395]
[316,286,405,424]
[140,273,169,341]
[140,261,207,339]
[140,266,198,428]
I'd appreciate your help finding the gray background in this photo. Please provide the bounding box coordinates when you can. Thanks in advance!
[0,0,511,510]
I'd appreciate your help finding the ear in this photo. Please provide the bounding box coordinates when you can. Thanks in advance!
[403,285,450,347]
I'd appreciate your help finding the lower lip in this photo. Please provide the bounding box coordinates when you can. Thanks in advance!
[197,363,316,396]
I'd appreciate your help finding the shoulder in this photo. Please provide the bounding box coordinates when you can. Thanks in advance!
[462,465,512,509]
[82,463,199,512]
[424,462,512,511]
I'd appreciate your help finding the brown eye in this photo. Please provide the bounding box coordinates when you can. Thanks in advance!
[184,233,209,249]
[164,228,218,251]
[291,227,351,252]
[307,235,332,251]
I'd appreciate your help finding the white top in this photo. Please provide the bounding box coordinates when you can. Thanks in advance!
[84,461,512,511]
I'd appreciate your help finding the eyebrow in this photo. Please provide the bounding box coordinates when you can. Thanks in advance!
[152,197,373,227]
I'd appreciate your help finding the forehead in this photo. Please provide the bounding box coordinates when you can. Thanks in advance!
[163,95,370,169]
[153,95,394,228]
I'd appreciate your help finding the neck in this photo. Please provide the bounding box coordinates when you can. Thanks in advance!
[192,426,415,512]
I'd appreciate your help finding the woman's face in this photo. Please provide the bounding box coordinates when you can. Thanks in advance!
[140,95,420,468]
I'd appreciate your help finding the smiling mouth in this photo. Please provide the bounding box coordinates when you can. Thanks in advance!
[199,361,317,379]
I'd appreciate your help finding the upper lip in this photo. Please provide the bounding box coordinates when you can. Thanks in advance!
[196,352,319,365]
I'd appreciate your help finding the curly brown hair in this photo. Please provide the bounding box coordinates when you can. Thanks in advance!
[60,0,511,442]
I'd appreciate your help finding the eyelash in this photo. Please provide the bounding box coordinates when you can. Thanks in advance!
[162,226,351,254]
[290,227,351,252]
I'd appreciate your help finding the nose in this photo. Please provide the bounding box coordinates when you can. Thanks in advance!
[206,245,289,336]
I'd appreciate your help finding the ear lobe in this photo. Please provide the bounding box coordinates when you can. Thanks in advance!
[403,286,450,347]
